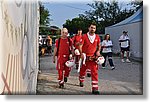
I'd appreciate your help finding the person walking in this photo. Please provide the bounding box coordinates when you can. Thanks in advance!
[72,29,82,70]
[53,28,74,88]
[119,31,131,63]
[101,34,115,70]
[78,23,101,94]
[46,35,52,55]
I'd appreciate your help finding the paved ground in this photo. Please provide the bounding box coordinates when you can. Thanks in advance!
[36,55,143,95]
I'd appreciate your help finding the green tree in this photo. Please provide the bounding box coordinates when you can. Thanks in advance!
[85,1,135,31]
[63,0,142,34]
[130,0,143,11]
[63,17,90,34]
[39,2,51,35]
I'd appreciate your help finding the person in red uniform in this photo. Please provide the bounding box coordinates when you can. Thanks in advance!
[79,23,101,95]
[72,29,82,69]
[53,28,74,88]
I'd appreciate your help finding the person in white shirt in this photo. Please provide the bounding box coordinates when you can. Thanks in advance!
[119,31,131,62]
[101,34,115,70]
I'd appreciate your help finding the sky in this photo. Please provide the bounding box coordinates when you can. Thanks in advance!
[42,0,134,28]
[43,1,92,28]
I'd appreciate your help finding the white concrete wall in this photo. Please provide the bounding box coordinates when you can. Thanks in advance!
[0,0,39,94]
[105,21,143,59]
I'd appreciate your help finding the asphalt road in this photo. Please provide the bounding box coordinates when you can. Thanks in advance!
[36,55,142,95]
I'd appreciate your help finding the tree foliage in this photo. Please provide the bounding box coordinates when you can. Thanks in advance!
[63,0,143,34]
[63,17,91,34]
[39,3,51,34]
[39,3,50,26]
[130,0,143,11]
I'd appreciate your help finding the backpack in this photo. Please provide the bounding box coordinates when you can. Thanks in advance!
[56,37,72,56]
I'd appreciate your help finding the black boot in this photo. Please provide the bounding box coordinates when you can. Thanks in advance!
[79,82,84,87]
[64,77,67,83]
[92,90,100,95]
[59,84,64,88]
[87,73,91,77]
[76,64,79,70]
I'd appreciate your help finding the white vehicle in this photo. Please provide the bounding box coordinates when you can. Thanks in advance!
[39,35,43,45]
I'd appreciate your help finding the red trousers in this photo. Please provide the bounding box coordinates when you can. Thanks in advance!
[86,68,91,74]
[57,55,71,84]
[79,61,99,91]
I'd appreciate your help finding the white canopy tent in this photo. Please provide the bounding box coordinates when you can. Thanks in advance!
[105,7,143,59]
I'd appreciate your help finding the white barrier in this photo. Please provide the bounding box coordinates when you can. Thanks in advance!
[0,0,39,94]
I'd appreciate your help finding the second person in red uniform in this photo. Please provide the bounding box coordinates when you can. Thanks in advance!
[72,29,82,69]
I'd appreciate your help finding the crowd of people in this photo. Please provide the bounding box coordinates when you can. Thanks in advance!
[39,35,53,56]
[39,22,131,95]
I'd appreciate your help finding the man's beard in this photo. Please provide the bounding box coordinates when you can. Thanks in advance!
[61,35,67,38]
[90,30,95,34]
